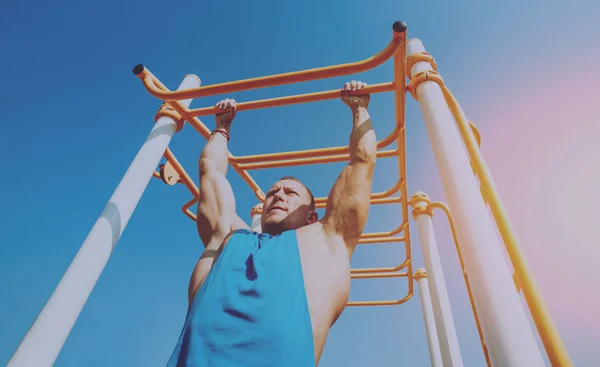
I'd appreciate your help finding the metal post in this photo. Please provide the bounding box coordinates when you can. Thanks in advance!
[407,38,545,366]
[410,193,463,366]
[250,203,263,233]
[7,75,201,367]
[414,269,443,367]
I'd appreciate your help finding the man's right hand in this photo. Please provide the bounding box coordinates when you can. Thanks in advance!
[341,81,370,110]
[215,98,237,129]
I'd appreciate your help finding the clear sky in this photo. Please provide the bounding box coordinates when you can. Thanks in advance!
[1,0,599,366]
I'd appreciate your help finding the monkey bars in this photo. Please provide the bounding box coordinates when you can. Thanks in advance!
[140,21,414,309]
[7,20,573,367]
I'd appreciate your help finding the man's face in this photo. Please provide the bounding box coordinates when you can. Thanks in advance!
[261,179,316,234]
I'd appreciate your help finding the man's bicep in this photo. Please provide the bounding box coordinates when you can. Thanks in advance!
[323,161,374,243]
[196,166,248,246]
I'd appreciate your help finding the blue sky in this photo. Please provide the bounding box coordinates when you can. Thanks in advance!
[2,0,599,366]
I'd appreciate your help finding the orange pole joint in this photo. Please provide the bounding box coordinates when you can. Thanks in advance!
[154,103,185,132]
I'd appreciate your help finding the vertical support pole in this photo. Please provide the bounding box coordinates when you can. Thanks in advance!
[414,269,443,367]
[250,203,263,233]
[7,75,201,367]
[410,193,463,367]
[407,38,545,366]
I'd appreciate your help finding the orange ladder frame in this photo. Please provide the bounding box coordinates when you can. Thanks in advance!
[134,20,572,366]
[136,21,412,307]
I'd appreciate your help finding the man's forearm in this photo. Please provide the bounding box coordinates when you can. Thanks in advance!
[200,125,230,176]
[350,107,377,163]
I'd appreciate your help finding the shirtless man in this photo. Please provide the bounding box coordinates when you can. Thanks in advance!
[166,80,376,367]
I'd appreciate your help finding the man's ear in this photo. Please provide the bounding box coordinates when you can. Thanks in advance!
[306,211,319,224]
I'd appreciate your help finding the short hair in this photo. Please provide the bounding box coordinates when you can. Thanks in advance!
[278,176,315,211]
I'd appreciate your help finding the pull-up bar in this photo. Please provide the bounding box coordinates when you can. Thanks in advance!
[134,21,407,101]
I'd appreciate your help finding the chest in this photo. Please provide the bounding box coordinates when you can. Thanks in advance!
[295,227,351,303]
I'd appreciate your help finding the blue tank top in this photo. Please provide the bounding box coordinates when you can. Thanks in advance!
[166,229,315,367]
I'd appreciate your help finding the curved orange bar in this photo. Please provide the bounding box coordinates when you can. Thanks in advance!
[347,293,413,307]
[429,202,492,367]
[314,179,404,206]
[164,148,199,196]
[134,29,405,101]
[441,84,573,367]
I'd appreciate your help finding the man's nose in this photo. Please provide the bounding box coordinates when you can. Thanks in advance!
[273,191,285,202]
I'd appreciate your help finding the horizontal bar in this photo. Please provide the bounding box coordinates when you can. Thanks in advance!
[188,83,394,117]
[358,236,405,244]
[361,222,407,239]
[240,179,403,211]
[369,196,402,205]
[351,271,408,279]
[239,149,398,170]
[230,123,403,164]
[134,27,405,101]
[347,293,413,307]
[351,258,410,274]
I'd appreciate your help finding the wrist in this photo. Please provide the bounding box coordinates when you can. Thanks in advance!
[351,106,369,119]
[215,123,232,132]
[211,128,230,142]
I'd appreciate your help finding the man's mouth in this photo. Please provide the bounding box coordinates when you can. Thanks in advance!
[270,205,286,212]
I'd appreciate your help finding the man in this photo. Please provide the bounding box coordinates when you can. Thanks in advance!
[167,80,376,367]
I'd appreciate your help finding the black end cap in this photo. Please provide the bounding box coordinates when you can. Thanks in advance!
[393,21,408,33]
[132,64,145,75]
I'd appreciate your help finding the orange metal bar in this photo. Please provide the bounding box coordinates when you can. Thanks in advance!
[164,148,199,196]
[314,179,403,205]
[134,29,405,101]
[361,222,407,239]
[440,81,573,367]
[188,83,394,117]
[230,122,402,163]
[390,31,414,300]
[351,271,408,279]
[351,257,411,274]
[358,236,404,244]
[347,293,413,307]
[239,149,398,170]
[428,202,492,367]
[369,197,402,205]
[182,198,198,221]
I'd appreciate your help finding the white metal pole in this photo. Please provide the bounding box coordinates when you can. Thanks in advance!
[407,39,545,366]
[415,268,443,367]
[7,74,201,367]
[410,193,463,367]
[250,203,263,233]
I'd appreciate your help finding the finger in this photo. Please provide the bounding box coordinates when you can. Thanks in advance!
[355,81,364,90]
[343,82,350,92]
[350,80,357,91]
[230,98,237,112]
